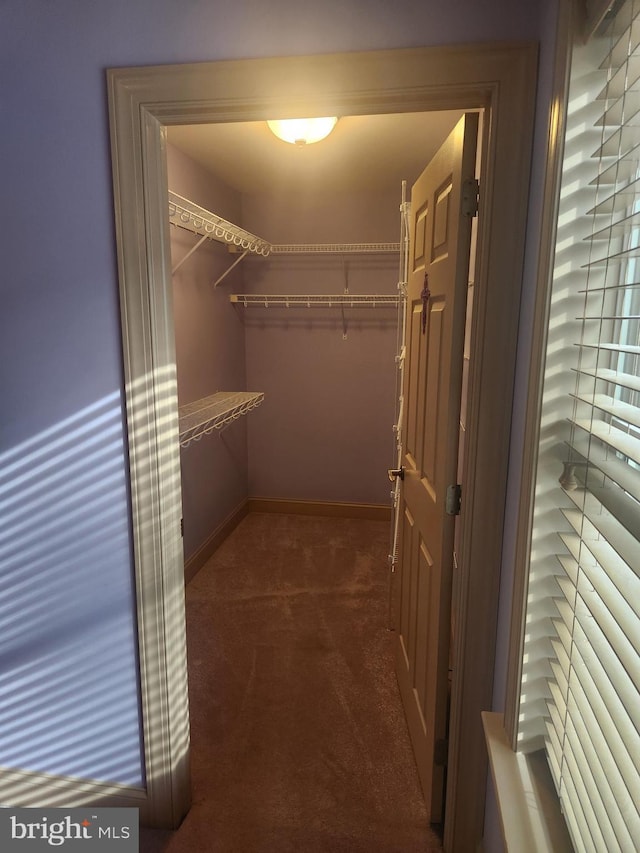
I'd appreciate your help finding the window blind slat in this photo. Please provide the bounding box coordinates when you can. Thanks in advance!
[587,177,640,215]
[577,313,640,320]
[595,89,640,128]
[574,366,640,393]
[556,572,576,599]
[551,636,571,680]
[563,491,640,573]
[556,536,640,688]
[565,697,637,851]
[573,525,640,626]
[577,341,640,356]
[565,714,637,851]
[595,52,640,100]
[590,153,640,186]
[545,696,565,775]
[570,416,640,465]
[574,614,640,734]
[550,656,569,697]
[578,282,640,294]
[557,549,580,585]
[576,583,640,694]
[553,593,575,634]
[563,735,610,853]
[578,474,640,545]
[599,9,640,70]
[560,770,596,853]
[566,433,640,501]
[571,394,640,432]
[592,123,640,159]
[583,244,640,265]
[570,633,640,804]
[548,677,567,720]
[545,722,562,791]
[552,616,573,657]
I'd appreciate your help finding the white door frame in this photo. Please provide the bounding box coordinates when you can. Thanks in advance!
[106,43,537,847]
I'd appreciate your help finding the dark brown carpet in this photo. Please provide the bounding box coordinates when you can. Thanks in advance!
[140,513,442,852]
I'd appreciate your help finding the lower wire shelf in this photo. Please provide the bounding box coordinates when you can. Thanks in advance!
[178,391,265,447]
[229,293,400,307]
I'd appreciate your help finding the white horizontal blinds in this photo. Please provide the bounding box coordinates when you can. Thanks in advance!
[517,34,606,756]
[551,2,640,850]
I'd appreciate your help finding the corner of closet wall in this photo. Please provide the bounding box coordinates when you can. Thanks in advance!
[166,142,250,578]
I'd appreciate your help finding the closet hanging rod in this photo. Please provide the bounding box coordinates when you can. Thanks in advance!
[229,294,401,307]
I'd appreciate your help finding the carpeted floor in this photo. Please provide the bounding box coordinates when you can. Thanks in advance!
[140,512,443,852]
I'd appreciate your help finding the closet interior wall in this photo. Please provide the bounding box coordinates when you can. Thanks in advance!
[167,143,400,571]
[242,191,399,506]
[167,144,250,565]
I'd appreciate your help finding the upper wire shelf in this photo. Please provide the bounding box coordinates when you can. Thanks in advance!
[270,243,400,254]
[169,190,402,287]
[169,192,401,260]
[178,391,264,447]
[169,191,271,256]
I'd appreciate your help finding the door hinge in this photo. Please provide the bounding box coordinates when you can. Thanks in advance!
[180,517,184,537]
[462,177,479,217]
[388,466,405,482]
[445,484,462,516]
[434,738,449,766]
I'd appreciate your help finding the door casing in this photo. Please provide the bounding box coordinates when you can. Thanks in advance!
[103,43,538,849]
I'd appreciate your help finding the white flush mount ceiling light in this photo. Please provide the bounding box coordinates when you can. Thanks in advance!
[267,117,338,146]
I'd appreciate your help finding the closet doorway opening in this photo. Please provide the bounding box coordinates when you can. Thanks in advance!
[107,43,537,848]
[165,109,468,579]
[165,106,475,839]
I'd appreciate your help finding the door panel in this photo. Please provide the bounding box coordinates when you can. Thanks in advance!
[395,113,478,823]
[406,304,422,463]
[423,304,443,486]
[432,179,453,262]
[414,201,429,267]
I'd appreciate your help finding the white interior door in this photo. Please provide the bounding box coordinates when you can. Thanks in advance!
[394,112,478,822]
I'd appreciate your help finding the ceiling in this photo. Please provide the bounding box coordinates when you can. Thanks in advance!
[167,110,465,196]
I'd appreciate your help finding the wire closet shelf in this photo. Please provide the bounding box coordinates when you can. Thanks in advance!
[169,191,401,257]
[229,293,400,308]
[169,191,271,256]
[178,391,265,447]
[170,188,404,449]
[269,243,400,254]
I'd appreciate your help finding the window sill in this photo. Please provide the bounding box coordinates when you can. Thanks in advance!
[482,712,573,853]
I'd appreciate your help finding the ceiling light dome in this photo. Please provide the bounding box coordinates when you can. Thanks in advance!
[267,117,338,146]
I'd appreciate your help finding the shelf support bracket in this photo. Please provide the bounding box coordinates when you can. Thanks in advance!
[213,249,249,288]
[172,233,209,275]
[342,257,349,339]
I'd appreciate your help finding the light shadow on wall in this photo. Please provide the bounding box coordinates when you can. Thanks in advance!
[0,393,144,789]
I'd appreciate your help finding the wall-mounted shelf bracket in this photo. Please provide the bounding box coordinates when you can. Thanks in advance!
[172,233,209,275]
[212,249,249,288]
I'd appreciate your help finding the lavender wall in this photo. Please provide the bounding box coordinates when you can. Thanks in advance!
[0,0,555,822]
[167,145,249,563]
[242,191,401,506]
